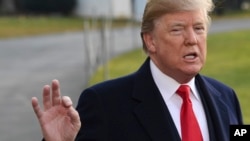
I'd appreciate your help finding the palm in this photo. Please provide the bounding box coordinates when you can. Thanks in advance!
[40,106,77,141]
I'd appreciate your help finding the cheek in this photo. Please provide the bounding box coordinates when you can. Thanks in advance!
[154,34,183,57]
[198,37,207,54]
[158,46,179,64]
[199,44,207,63]
[159,41,182,61]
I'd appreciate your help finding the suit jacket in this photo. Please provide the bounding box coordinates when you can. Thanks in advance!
[75,58,243,141]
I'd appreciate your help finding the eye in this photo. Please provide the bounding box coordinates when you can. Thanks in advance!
[172,29,180,32]
[194,26,205,34]
[170,28,183,35]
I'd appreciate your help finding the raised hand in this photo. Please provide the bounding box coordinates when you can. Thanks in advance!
[31,79,81,141]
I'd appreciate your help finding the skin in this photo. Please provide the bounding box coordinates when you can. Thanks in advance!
[31,79,81,141]
[143,9,208,84]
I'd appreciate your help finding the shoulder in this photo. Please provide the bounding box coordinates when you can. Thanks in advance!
[198,75,243,124]
[197,74,241,107]
[198,75,233,92]
[78,73,137,100]
[90,73,136,92]
[197,74,239,103]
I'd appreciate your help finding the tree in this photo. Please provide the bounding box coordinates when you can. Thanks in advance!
[14,0,76,15]
[213,0,245,16]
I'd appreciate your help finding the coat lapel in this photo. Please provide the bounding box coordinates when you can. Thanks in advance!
[195,75,230,141]
[131,58,181,141]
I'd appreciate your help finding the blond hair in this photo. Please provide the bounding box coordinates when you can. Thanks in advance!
[141,0,214,51]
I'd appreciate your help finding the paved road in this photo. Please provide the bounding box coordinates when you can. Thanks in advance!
[0,26,141,141]
[0,18,249,141]
[209,18,250,34]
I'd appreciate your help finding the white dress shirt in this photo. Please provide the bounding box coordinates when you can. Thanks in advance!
[150,60,209,141]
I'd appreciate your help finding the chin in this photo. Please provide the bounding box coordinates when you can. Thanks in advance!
[183,68,200,76]
[186,65,202,72]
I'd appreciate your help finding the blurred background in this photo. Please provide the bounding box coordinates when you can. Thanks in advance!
[0,0,250,140]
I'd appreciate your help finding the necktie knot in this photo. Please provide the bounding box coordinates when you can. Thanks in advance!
[176,85,190,100]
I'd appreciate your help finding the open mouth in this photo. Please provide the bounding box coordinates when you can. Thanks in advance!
[184,53,198,59]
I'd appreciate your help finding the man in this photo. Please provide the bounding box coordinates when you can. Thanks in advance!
[32,0,243,141]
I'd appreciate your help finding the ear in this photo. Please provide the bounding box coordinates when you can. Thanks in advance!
[142,32,156,53]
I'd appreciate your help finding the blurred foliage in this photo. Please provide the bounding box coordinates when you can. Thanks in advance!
[13,0,76,15]
[213,0,249,16]
[211,10,250,19]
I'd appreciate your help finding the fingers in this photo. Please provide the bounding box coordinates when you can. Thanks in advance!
[42,79,61,110]
[35,79,72,111]
[62,96,73,108]
[68,106,81,128]
[43,85,52,110]
[51,79,61,106]
[31,97,43,118]
[63,96,81,128]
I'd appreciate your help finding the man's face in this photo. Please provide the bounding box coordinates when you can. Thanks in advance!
[144,10,208,83]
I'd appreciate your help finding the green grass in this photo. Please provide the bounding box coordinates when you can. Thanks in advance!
[88,49,147,84]
[0,16,84,38]
[89,30,250,124]
[203,30,250,123]
[0,16,136,39]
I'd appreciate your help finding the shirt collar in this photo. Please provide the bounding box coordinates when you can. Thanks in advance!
[150,60,201,101]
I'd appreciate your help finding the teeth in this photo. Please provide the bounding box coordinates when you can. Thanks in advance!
[184,55,195,59]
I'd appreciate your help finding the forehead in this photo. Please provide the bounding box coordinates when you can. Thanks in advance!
[155,10,207,26]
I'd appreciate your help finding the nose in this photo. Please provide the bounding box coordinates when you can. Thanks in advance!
[184,28,198,46]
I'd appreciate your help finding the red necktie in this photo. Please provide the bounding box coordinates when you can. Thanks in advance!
[176,85,203,141]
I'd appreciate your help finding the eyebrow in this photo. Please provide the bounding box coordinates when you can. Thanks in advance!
[169,22,185,28]
[174,24,185,27]
[170,21,205,27]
